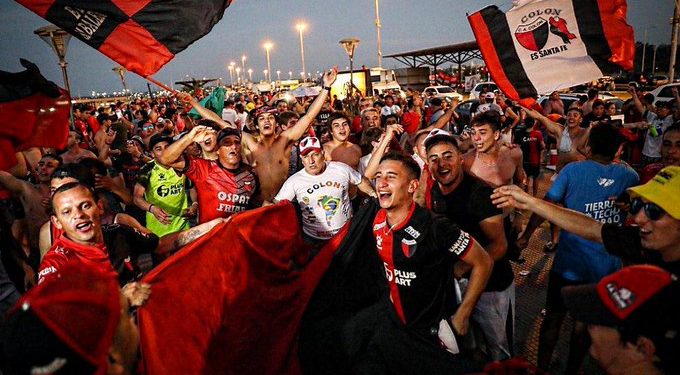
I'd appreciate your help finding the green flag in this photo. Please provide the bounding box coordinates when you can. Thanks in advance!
[188,87,225,119]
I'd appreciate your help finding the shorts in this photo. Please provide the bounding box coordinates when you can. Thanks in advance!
[545,272,583,314]
[523,164,541,178]
[0,197,26,225]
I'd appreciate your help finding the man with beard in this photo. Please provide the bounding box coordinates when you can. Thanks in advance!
[0,154,61,258]
[323,112,363,170]
[159,125,258,223]
[180,68,338,202]
[426,134,515,361]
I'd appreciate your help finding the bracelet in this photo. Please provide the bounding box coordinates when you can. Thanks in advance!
[148,204,154,212]
[322,86,331,92]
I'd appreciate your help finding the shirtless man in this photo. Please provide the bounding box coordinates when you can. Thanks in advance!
[179,67,338,201]
[523,106,589,172]
[323,112,363,170]
[463,112,525,188]
[0,154,61,255]
[59,131,96,164]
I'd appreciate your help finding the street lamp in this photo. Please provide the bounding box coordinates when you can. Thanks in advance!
[374,0,383,68]
[339,38,360,101]
[112,66,128,94]
[263,69,269,81]
[263,41,273,82]
[235,67,241,84]
[247,68,253,82]
[228,61,236,85]
[34,25,72,94]
[296,23,307,78]
[276,70,281,80]
[241,54,246,74]
[289,71,293,79]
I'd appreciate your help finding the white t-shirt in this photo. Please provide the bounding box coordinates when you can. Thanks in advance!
[275,161,362,240]
[221,107,237,125]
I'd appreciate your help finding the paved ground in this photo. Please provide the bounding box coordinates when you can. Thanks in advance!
[510,170,606,375]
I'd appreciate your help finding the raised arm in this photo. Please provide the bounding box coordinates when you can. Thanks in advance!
[422,98,459,132]
[281,67,338,142]
[628,87,645,115]
[363,124,403,180]
[158,125,214,169]
[491,184,603,243]
[177,92,236,130]
[356,176,378,198]
[156,217,227,256]
[522,106,562,138]
[0,171,27,196]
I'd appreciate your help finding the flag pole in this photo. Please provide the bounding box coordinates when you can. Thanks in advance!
[145,76,177,94]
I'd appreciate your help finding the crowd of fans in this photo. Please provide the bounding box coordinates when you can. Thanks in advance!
[0,65,678,375]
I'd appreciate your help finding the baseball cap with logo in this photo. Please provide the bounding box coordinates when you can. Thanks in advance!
[0,262,121,374]
[299,136,322,156]
[628,166,680,219]
[485,92,496,99]
[563,265,679,370]
[423,128,451,143]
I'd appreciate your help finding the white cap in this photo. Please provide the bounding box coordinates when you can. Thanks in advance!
[299,136,322,156]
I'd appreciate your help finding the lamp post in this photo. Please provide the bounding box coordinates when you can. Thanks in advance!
[34,25,72,94]
[374,0,383,68]
[276,70,281,81]
[241,54,247,74]
[289,71,293,79]
[296,23,307,79]
[263,70,269,82]
[263,41,273,82]
[339,38,360,102]
[228,61,236,85]
[235,67,241,84]
[112,66,128,94]
[248,68,253,82]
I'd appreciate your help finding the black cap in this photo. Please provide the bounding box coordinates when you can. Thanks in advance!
[148,133,173,149]
[216,128,241,144]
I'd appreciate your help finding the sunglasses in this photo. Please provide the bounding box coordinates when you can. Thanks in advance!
[630,198,666,221]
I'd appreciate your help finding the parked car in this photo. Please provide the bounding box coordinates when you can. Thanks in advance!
[649,83,680,105]
[423,85,464,101]
[469,82,498,100]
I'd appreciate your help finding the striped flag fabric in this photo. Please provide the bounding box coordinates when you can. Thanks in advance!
[468,0,635,106]
[16,0,234,77]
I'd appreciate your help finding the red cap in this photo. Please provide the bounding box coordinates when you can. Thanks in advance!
[299,136,322,156]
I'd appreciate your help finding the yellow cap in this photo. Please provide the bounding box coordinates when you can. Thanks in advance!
[628,166,680,220]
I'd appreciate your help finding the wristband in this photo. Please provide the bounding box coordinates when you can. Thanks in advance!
[322,86,331,92]
[148,204,154,212]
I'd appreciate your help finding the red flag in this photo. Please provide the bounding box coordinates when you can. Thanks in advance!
[0,59,69,170]
[468,0,634,107]
[16,1,235,77]
[137,202,347,375]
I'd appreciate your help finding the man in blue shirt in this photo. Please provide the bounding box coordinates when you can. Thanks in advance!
[517,123,639,374]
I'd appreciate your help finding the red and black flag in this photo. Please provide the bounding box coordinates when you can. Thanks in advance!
[468,0,635,106]
[16,0,235,77]
[0,59,69,170]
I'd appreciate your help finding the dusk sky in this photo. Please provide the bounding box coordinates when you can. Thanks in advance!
[0,0,674,96]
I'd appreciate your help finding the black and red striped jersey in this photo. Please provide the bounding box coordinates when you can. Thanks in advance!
[373,203,474,329]
[184,158,258,223]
